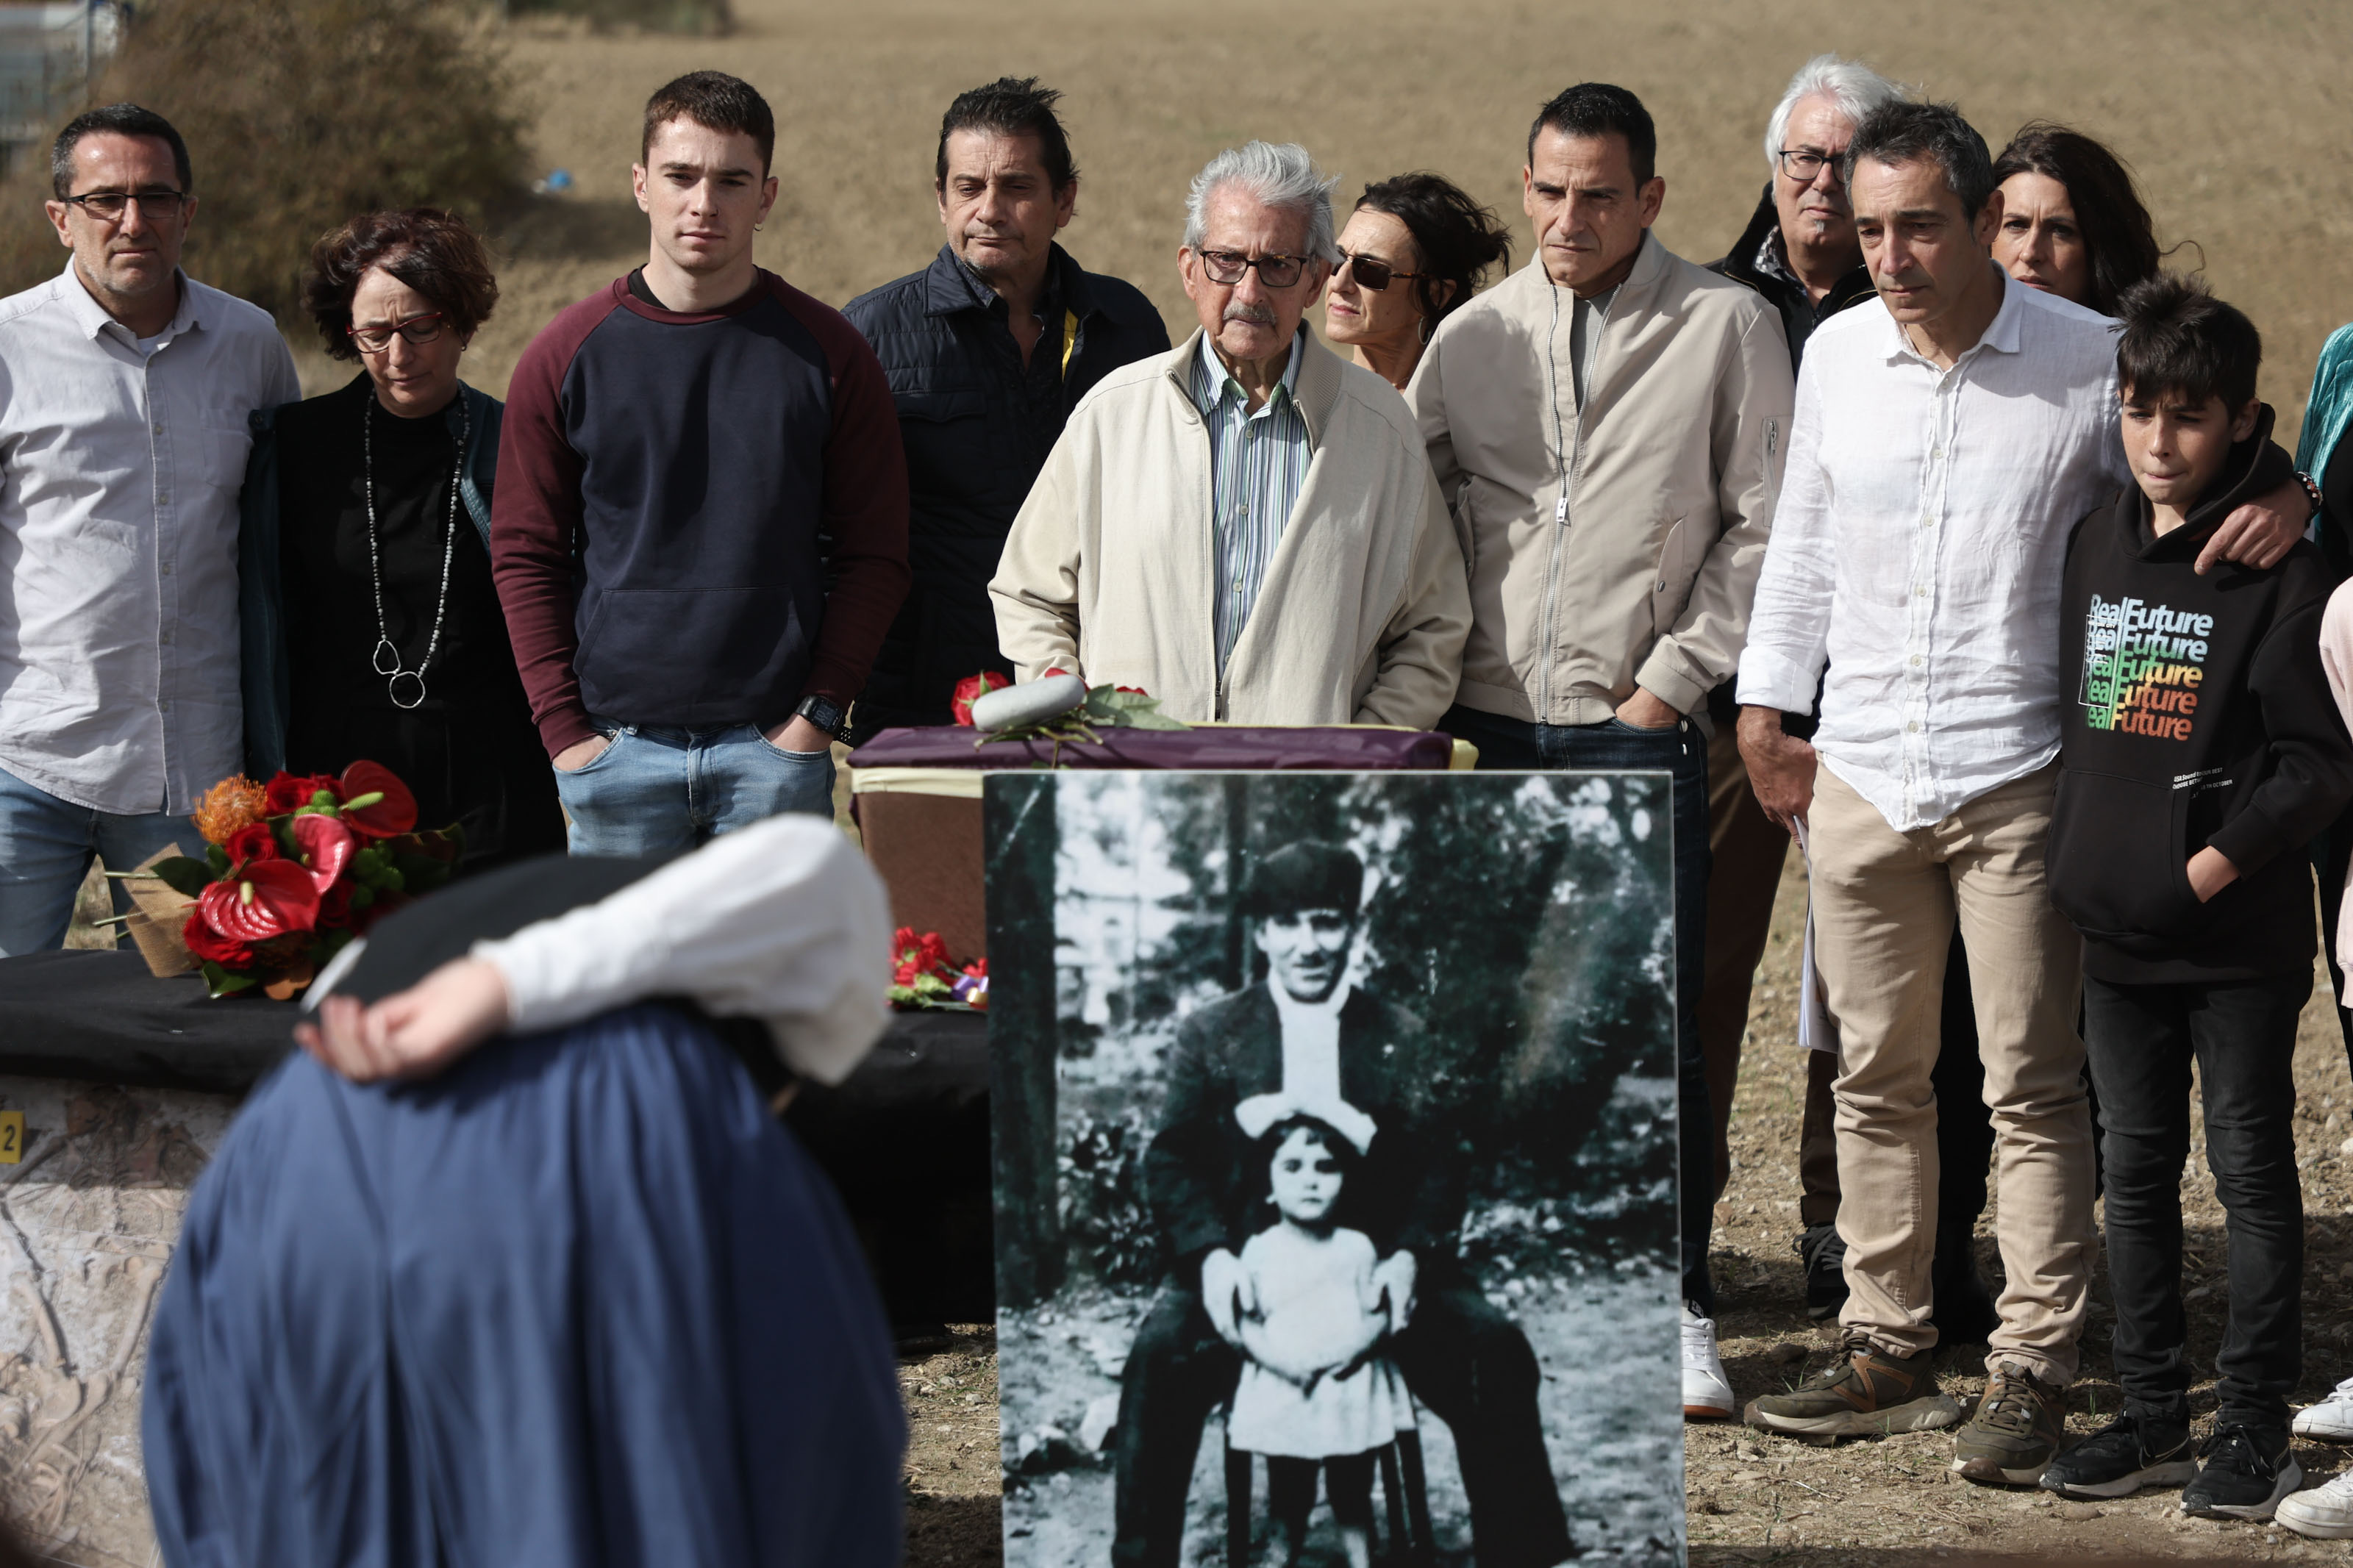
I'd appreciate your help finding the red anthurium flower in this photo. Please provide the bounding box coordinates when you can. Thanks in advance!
[180,909,254,967]
[949,671,1010,727]
[198,859,322,944]
[290,812,355,894]
[336,760,418,839]
[223,822,279,869]
[263,771,340,815]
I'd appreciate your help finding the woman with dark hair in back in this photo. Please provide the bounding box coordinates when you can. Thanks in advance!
[1990,123,2163,315]
[1323,173,1510,390]
[238,208,563,867]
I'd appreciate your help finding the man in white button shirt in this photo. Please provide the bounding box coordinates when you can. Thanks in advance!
[0,104,299,955]
[1736,101,2307,1482]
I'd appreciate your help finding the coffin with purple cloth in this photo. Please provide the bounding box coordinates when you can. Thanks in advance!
[846,725,1470,962]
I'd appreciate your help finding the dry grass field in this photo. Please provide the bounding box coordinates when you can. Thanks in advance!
[275,1,2353,1562]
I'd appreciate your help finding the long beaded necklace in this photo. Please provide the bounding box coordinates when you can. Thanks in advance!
[363,393,470,711]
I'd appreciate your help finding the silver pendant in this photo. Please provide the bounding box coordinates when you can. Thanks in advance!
[388,670,428,710]
[371,638,401,676]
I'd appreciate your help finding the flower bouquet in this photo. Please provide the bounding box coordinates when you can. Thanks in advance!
[888,926,987,1012]
[117,762,463,998]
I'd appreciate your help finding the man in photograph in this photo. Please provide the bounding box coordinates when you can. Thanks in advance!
[1111,841,1571,1568]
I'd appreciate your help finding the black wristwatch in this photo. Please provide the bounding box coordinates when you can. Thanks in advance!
[794,693,849,741]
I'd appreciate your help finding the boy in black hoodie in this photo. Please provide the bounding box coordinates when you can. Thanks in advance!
[2041,276,2353,1517]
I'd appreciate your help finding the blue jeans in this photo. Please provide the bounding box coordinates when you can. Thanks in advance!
[0,762,194,957]
[553,721,835,856]
[1443,704,1716,1315]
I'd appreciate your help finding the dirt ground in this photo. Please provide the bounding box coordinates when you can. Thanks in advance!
[898,844,2353,1566]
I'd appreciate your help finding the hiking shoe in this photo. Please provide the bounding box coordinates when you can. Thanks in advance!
[1745,1339,1960,1438]
[1794,1223,1848,1320]
[2295,1376,2353,1442]
[1682,1301,1734,1420]
[2182,1425,2300,1520]
[2277,1472,2353,1539]
[2039,1411,2195,1499]
[1951,1361,2066,1485]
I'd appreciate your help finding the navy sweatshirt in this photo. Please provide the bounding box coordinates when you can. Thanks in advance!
[492,270,910,756]
[2049,407,2353,983]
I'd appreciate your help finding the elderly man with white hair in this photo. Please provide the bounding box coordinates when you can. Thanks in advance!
[990,140,1469,727]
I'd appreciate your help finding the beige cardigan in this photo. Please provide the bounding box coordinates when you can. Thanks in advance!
[989,328,1469,728]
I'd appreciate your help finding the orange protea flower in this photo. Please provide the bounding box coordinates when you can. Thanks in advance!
[192,775,270,845]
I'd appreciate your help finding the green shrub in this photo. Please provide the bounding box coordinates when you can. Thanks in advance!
[0,0,528,317]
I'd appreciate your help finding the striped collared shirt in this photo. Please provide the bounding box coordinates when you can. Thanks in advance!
[1191,329,1313,673]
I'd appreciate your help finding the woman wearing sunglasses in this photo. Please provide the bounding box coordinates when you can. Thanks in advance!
[1323,172,1511,390]
[237,208,562,867]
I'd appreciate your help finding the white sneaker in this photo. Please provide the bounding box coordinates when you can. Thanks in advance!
[2295,1376,2353,1442]
[1682,1301,1734,1420]
[2277,1472,2353,1539]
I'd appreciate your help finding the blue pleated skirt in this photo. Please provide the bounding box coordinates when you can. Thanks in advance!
[141,1003,905,1568]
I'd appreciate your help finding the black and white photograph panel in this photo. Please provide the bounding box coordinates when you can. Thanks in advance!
[985,770,1685,1568]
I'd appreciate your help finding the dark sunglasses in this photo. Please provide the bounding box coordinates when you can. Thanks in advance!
[1335,251,1426,293]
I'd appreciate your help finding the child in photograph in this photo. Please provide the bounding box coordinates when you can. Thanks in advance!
[2041,274,2353,1516]
[1223,1098,1414,1568]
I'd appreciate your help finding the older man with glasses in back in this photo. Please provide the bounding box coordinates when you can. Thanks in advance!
[0,103,297,955]
[990,140,1468,728]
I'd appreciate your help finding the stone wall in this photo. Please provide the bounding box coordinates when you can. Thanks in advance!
[0,1076,232,1566]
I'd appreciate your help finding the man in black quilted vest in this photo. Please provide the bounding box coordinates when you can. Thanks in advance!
[843,76,1168,738]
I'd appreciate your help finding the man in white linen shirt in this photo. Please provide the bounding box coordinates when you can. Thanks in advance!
[0,104,299,955]
[1735,101,2308,1483]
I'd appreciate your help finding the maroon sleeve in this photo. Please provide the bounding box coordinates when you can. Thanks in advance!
[774,279,912,704]
[491,285,620,758]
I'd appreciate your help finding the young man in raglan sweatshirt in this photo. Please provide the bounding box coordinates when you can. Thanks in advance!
[2040,275,2353,1517]
[493,71,910,853]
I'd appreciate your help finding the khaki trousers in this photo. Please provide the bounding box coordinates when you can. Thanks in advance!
[1699,721,1790,1199]
[1809,762,2096,1383]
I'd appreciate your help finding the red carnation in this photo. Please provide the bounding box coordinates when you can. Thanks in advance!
[223,823,279,868]
[1116,685,1149,696]
[180,910,254,967]
[950,671,1010,726]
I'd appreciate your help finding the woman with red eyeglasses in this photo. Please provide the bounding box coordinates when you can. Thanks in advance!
[237,208,563,867]
[1322,172,1510,390]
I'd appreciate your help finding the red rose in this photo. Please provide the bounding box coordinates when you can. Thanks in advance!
[263,772,339,814]
[314,879,355,930]
[224,823,279,868]
[181,909,254,967]
[949,671,1010,726]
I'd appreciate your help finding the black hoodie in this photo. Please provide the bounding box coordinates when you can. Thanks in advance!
[2049,405,2353,983]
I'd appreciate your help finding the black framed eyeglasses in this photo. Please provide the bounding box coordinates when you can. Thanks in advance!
[61,189,188,222]
[1774,148,1846,183]
[1335,251,1426,293]
[1196,248,1316,289]
[348,312,448,353]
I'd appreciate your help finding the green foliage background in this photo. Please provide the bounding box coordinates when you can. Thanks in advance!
[1020,771,1681,1293]
[0,0,528,321]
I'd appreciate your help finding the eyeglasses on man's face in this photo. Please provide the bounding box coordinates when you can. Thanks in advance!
[1335,251,1426,293]
[1774,148,1847,184]
[348,312,449,353]
[1196,248,1318,289]
[61,189,189,223]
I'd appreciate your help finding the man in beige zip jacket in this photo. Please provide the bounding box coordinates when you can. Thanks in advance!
[1408,83,1793,1422]
[989,144,1468,731]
